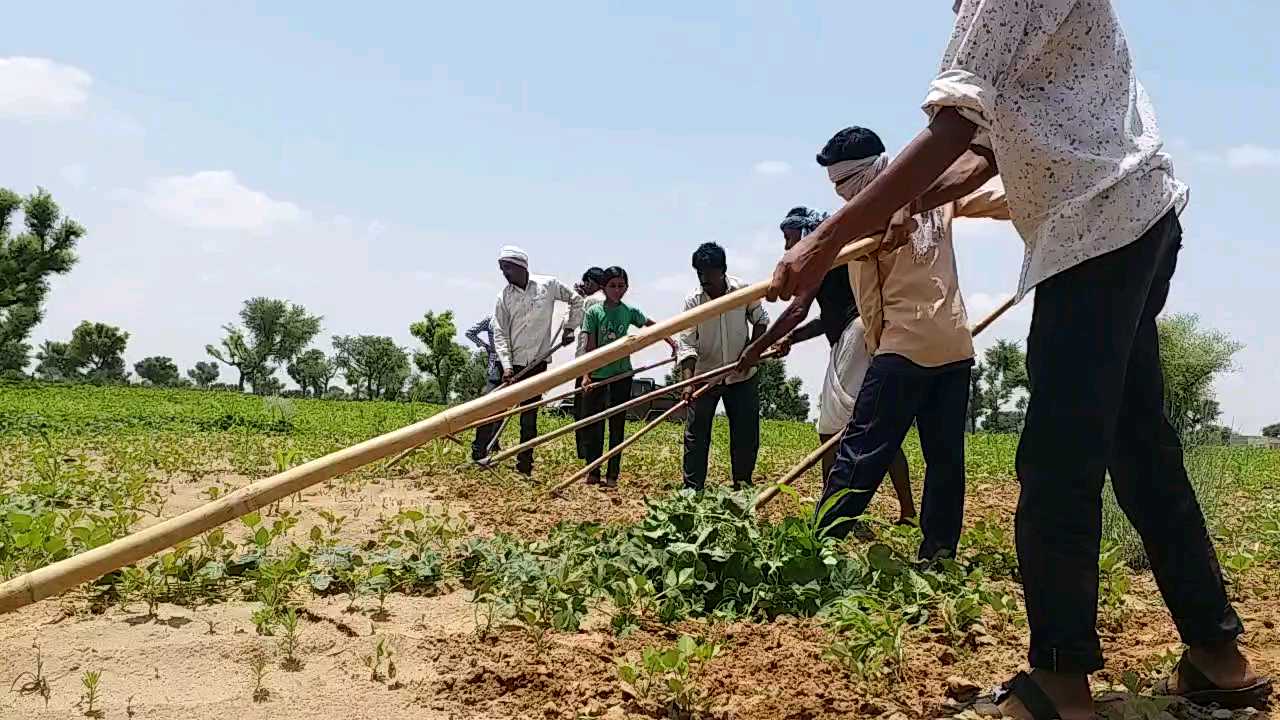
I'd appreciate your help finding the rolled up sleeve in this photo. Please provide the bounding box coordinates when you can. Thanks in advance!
[676,295,700,366]
[954,177,1012,220]
[923,0,1068,140]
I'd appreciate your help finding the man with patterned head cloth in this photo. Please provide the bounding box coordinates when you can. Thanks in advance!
[472,245,583,476]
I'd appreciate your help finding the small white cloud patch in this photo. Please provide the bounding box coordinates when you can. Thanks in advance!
[1224,144,1280,169]
[141,170,306,231]
[753,160,792,176]
[0,56,92,118]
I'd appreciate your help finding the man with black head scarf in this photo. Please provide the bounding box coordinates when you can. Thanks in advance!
[741,206,915,524]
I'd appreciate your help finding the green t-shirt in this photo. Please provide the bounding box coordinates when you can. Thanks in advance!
[583,302,647,379]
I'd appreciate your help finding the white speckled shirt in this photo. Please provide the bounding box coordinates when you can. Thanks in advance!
[923,0,1188,300]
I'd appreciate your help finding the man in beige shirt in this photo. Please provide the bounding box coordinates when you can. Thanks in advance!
[792,125,1007,560]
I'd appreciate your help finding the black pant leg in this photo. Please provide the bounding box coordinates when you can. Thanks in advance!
[1016,213,1170,673]
[573,377,588,460]
[604,380,630,480]
[1105,217,1243,649]
[581,381,609,475]
[819,354,928,538]
[914,364,971,560]
[514,362,546,474]
[471,375,504,460]
[721,375,761,488]
[682,385,722,491]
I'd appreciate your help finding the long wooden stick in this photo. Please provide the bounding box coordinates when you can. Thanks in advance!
[0,234,882,613]
[385,357,678,470]
[479,359,732,468]
[750,291,1021,512]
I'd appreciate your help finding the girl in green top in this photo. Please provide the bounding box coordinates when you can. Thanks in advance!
[580,266,677,487]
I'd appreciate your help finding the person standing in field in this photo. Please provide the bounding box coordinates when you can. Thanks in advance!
[574,267,607,460]
[765,1,1270,716]
[579,266,678,488]
[464,315,505,450]
[677,242,769,491]
[737,206,916,525]
[474,245,583,477]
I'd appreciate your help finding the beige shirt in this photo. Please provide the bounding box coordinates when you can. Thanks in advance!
[851,182,1010,367]
[575,292,604,357]
[923,0,1188,300]
[676,275,770,385]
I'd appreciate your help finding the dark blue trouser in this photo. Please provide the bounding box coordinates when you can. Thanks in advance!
[818,353,971,560]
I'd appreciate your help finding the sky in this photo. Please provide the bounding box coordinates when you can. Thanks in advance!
[2,1,1278,433]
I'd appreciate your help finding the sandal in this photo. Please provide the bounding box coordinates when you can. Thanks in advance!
[952,672,1091,719]
[1154,651,1272,709]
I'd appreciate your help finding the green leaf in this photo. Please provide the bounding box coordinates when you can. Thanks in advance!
[242,512,261,529]
[6,512,32,532]
[253,527,270,546]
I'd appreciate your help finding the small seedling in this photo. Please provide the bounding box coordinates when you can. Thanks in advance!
[249,654,270,702]
[127,694,136,718]
[362,637,397,685]
[8,643,51,707]
[77,670,103,718]
[278,607,303,670]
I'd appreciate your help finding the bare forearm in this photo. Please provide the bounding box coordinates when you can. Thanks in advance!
[789,318,826,344]
[751,299,811,353]
[915,150,997,214]
[817,108,979,249]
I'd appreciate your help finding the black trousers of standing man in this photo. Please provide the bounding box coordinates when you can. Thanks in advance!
[582,379,632,481]
[817,353,971,560]
[682,375,760,490]
[472,361,548,475]
[1016,211,1241,673]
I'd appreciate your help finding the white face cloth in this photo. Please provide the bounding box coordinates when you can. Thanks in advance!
[498,245,529,269]
[829,153,938,262]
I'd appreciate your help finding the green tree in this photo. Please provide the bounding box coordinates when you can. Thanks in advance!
[207,298,322,393]
[756,357,810,421]
[410,310,468,403]
[287,348,338,398]
[454,350,492,402]
[0,188,84,375]
[67,321,129,384]
[34,340,80,381]
[967,363,986,433]
[187,361,220,388]
[975,339,1028,432]
[134,356,182,387]
[332,335,411,400]
[1263,423,1280,439]
[1157,314,1242,439]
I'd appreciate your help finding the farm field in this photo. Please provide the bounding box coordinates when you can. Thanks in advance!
[1,383,1277,720]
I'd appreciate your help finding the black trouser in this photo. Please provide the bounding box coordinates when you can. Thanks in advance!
[818,353,971,560]
[573,376,589,460]
[1016,210,1241,673]
[472,361,547,473]
[582,379,632,480]
[682,375,760,490]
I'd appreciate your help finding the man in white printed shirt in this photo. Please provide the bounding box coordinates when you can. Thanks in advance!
[676,242,769,491]
[473,246,583,476]
[765,1,1268,717]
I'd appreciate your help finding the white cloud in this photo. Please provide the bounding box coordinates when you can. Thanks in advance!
[753,160,792,176]
[141,170,306,231]
[0,57,92,118]
[1224,144,1280,170]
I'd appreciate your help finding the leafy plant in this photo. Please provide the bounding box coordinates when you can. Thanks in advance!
[617,635,721,718]
[278,606,303,670]
[249,653,270,702]
[1097,539,1132,628]
[363,637,398,686]
[77,670,103,718]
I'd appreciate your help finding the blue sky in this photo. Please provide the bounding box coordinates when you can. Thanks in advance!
[3,1,1278,432]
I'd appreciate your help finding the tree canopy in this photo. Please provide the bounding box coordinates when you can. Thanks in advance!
[333,334,411,400]
[187,361,221,388]
[134,356,183,387]
[67,321,130,384]
[0,188,83,376]
[756,357,810,422]
[1158,313,1242,439]
[207,297,321,393]
[287,348,338,398]
[410,310,468,403]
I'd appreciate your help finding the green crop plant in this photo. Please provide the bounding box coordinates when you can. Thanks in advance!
[248,652,271,702]
[277,606,303,670]
[1097,539,1132,628]
[363,637,398,685]
[77,670,103,718]
[616,635,721,719]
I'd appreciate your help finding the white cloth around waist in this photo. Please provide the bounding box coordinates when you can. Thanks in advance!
[817,317,871,435]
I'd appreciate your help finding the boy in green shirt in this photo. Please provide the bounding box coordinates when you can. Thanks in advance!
[581,266,677,487]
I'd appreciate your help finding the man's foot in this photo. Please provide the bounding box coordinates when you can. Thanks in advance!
[586,473,602,486]
[602,476,618,489]
[895,515,917,526]
[994,670,1094,720]
[1155,643,1272,709]
[517,467,533,479]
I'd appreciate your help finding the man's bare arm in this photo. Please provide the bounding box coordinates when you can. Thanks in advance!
[915,149,998,214]
[789,318,826,344]
[736,288,818,372]
[767,107,979,302]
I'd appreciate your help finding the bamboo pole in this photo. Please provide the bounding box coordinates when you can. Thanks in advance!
[0,234,883,613]
[750,292,1021,512]
[478,359,731,468]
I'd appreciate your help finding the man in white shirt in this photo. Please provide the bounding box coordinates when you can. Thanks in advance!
[473,246,583,476]
[574,267,606,460]
[676,242,769,490]
[765,1,1266,716]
